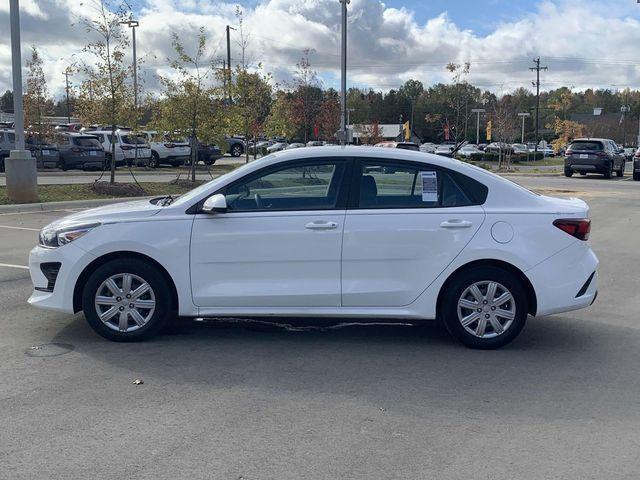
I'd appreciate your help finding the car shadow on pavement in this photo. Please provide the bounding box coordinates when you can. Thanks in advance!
[50,313,640,421]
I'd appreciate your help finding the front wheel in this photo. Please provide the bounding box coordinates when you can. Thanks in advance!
[617,162,625,177]
[230,144,243,157]
[149,152,160,168]
[440,266,528,349]
[82,258,175,342]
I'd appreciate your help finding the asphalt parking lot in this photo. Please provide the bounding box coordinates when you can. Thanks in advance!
[1,173,640,479]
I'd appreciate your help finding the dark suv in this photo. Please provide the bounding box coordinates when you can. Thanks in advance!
[564,138,625,179]
[633,148,640,181]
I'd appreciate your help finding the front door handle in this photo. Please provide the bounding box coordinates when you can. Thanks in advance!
[440,219,473,229]
[305,221,338,230]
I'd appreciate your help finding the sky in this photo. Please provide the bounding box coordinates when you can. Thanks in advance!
[1,0,640,100]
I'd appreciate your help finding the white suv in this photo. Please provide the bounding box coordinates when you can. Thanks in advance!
[142,131,191,168]
[91,129,151,167]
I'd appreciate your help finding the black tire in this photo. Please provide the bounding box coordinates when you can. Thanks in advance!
[0,157,5,173]
[604,162,613,179]
[633,171,640,181]
[149,152,160,168]
[440,266,528,349]
[564,167,573,177]
[57,157,68,171]
[617,162,624,177]
[82,258,175,342]
[230,144,243,157]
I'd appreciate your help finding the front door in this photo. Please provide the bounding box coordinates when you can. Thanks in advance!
[341,159,486,307]
[190,158,350,308]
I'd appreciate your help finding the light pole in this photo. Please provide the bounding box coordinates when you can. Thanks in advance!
[339,0,349,145]
[7,0,37,202]
[471,108,485,146]
[518,112,530,143]
[121,19,139,165]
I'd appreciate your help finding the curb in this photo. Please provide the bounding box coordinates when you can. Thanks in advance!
[0,196,154,214]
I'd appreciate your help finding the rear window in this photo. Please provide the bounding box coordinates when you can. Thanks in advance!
[396,143,419,151]
[121,135,146,145]
[73,137,102,148]
[569,141,603,151]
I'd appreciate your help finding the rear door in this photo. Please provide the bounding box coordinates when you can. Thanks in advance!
[341,158,486,307]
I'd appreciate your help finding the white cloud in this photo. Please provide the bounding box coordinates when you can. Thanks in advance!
[2,0,640,100]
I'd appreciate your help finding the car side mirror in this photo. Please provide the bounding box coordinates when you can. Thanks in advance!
[202,194,227,214]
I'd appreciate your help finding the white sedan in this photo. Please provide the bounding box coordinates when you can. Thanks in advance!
[28,147,598,349]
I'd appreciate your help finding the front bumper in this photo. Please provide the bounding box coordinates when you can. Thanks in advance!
[28,243,95,314]
[527,240,599,317]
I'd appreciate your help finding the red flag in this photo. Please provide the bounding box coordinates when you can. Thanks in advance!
[444,122,450,141]
[313,126,319,138]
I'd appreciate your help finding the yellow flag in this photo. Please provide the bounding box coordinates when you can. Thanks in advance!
[486,120,492,142]
[403,121,410,141]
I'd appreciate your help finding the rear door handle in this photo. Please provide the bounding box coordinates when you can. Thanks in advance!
[440,220,473,229]
[305,221,338,230]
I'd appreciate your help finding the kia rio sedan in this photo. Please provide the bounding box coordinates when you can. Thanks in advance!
[28,147,598,349]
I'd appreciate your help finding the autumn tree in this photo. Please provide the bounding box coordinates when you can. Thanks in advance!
[317,89,340,140]
[264,90,296,139]
[75,0,134,183]
[24,46,54,146]
[291,50,323,142]
[153,28,222,182]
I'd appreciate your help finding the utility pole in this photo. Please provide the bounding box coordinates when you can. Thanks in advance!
[530,57,547,157]
[518,112,530,143]
[63,67,73,124]
[339,0,349,145]
[121,19,139,164]
[226,25,235,104]
[471,108,485,146]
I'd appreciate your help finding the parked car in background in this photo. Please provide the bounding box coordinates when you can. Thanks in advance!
[225,137,245,157]
[29,146,598,349]
[54,123,82,133]
[25,135,59,168]
[193,142,223,165]
[55,133,106,171]
[375,141,420,151]
[477,143,488,151]
[286,143,306,150]
[512,143,529,155]
[485,142,513,154]
[91,129,151,167]
[267,142,288,153]
[564,138,625,178]
[633,148,640,180]
[457,144,482,158]
[250,140,275,155]
[419,142,437,153]
[0,129,16,172]
[142,131,191,168]
[435,144,455,157]
[306,140,325,147]
[624,147,635,161]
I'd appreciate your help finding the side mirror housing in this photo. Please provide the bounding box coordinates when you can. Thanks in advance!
[202,194,227,214]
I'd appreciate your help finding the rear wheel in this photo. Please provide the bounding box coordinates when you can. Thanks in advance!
[149,152,160,168]
[230,144,243,157]
[564,167,573,177]
[634,171,640,181]
[617,161,625,177]
[57,157,68,171]
[440,266,528,349]
[604,162,613,179]
[82,258,175,342]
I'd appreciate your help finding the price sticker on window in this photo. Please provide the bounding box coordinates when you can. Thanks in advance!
[420,171,438,202]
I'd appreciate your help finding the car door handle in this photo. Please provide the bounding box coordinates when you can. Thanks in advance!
[440,220,473,229]
[305,221,338,230]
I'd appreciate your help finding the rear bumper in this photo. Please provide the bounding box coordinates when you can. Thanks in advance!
[565,159,609,172]
[527,241,599,317]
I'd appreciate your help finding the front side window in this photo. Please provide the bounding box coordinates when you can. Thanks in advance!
[357,161,485,209]
[224,161,346,212]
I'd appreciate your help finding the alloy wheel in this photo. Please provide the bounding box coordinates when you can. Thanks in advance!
[94,273,156,333]
[457,281,516,338]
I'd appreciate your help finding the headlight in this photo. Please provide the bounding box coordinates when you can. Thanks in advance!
[39,223,100,248]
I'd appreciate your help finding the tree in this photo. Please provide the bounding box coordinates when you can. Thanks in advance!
[354,120,384,145]
[291,50,323,142]
[153,28,222,182]
[398,79,423,131]
[24,46,54,147]
[264,90,296,139]
[75,0,133,183]
[0,90,13,114]
[317,89,340,140]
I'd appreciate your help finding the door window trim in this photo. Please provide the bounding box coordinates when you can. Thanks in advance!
[189,157,354,214]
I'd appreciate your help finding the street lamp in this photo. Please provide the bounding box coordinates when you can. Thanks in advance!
[121,19,140,164]
[518,112,530,143]
[338,0,350,145]
[471,108,485,146]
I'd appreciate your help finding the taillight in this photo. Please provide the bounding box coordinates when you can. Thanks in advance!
[553,219,591,241]
[164,143,175,148]
[71,147,81,153]
[121,145,133,151]
[595,151,607,157]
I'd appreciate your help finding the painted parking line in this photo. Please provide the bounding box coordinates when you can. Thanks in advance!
[0,225,40,231]
[0,263,29,270]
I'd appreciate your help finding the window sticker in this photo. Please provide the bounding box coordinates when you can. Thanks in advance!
[420,171,438,202]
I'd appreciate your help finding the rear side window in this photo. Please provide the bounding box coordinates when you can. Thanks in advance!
[121,135,146,144]
[569,141,603,151]
[357,160,487,209]
[73,137,102,148]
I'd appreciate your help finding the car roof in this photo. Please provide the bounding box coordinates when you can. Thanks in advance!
[571,138,610,142]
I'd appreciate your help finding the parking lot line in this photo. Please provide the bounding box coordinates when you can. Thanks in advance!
[0,225,40,231]
[0,262,29,270]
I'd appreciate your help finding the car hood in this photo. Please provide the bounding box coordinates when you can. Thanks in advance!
[45,199,162,230]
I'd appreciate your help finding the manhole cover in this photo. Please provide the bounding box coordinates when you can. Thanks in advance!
[25,343,75,357]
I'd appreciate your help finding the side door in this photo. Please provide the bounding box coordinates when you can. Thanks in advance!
[342,158,486,307]
[190,157,351,308]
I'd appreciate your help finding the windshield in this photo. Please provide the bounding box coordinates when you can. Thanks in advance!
[121,135,147,145]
